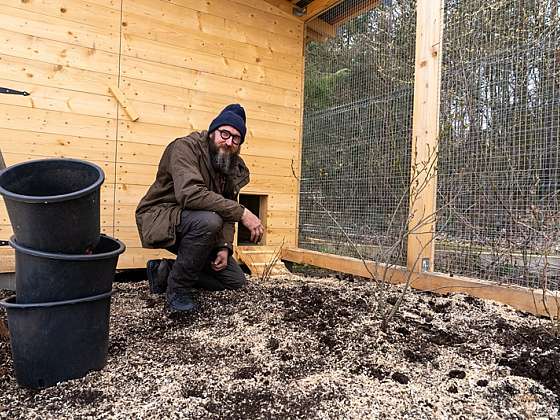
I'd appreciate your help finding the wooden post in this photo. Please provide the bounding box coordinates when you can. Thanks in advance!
[294,21,306,248]
[407,0,444,273]
[0,149,6,170]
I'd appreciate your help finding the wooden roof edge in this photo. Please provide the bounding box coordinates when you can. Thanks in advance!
[301,0,382,25]
[327,0,381,27]
[298,0,345,22]
[260,0,302,20]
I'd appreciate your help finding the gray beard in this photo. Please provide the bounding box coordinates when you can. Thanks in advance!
[212,150,237,175]
[209,136,239,175]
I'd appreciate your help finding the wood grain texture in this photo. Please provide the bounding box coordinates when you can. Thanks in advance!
[407,0,444,272]
[0,0,304,273]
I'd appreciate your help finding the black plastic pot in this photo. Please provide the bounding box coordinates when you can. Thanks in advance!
[0,158,104,253]
[0,291,112,389]
[10,235,125,304]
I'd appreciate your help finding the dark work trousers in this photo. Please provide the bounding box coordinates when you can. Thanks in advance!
[166,210,246,294]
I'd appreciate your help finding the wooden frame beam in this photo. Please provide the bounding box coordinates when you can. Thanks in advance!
[406,0,444,272]
[299,0,345,22]
[307,17,336,38]
[261,0,297,18]
[282,247,560,318]
[274,0,380,26]
[0,148,6,170]
[329,0,381,27]
[305,27,328,43]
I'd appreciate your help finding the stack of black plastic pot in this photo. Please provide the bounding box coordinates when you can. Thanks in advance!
[0,158,125,389]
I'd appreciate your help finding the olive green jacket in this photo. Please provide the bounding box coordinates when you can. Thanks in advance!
[135,131,249,253]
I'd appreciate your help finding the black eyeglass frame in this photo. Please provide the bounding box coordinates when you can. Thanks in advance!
[217,129,242,146]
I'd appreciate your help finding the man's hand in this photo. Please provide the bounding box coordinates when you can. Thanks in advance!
[211,248,229,272]
[240,208,264,243]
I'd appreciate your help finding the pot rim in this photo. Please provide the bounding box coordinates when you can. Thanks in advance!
[0,158,105,203]
[0,290,113,309]
[9,235,126,261]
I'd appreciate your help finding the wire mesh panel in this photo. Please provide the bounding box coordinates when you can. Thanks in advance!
[437,0,560,289]
[298,0,417,266]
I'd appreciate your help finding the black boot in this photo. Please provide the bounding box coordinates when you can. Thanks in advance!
[167,288,197,312]
[147,259,173,294]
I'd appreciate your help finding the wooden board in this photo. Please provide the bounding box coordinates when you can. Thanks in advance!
[121,36,301,92]
[0,104,116,140]
[0,78,116,119]
[0,0,121,29]
[0,55,118,95]
[122,10,302,72]
[0,129,115,161]
[118,76,300,125]
[117,248,175,269]
[0,28,119,75]
[124,0,302,55]
[236,245,290,277]
[0,4,119,53]
[120,60,301,109]
[134,0,303,40]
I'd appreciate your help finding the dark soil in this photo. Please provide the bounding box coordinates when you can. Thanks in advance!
[0,276,559,418]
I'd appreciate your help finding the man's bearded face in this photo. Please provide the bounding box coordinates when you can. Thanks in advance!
[209,126,241,175]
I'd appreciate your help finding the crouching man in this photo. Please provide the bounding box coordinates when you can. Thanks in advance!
[135,104,264,312]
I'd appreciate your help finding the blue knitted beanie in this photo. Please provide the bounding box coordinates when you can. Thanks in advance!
[208,104,247,143]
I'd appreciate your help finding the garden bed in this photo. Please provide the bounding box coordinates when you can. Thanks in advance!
[1,274,559,418]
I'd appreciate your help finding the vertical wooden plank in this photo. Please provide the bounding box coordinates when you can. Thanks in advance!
[293,21,306,248]
[259,195,268,245]
[407,0,444,272]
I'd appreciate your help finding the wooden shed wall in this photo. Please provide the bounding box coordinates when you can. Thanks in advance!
[0,0,304,271]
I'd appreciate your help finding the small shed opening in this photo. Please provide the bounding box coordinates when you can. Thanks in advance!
[237,194,268,246]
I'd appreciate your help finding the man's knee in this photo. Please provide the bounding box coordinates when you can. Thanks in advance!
[184,211,223,235]
[223,261,247,290]
[228,272,246,290]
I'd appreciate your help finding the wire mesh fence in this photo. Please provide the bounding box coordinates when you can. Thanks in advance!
[299,0,559,290]
[436,0,560,289]
[298,0,417,267]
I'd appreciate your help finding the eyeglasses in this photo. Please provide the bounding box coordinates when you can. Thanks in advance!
[217,129,242,146]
